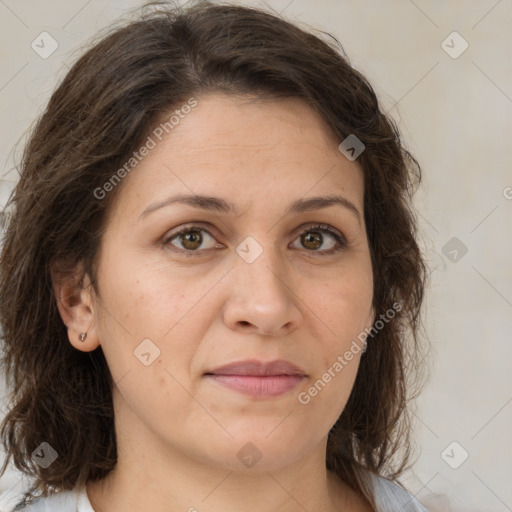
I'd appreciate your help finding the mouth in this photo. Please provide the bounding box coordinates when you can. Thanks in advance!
[204,359,307,398]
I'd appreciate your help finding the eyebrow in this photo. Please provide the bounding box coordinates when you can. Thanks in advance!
[137,193,361,225]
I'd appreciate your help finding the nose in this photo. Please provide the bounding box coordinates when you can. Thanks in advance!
[222,247,303,337]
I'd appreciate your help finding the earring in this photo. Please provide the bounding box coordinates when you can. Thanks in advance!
[79,332,87,342]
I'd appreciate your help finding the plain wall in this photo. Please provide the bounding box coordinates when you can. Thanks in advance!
[1,1,511,511]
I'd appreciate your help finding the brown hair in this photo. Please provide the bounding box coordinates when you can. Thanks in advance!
[0,1,428,508]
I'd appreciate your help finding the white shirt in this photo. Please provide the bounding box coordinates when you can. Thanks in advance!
[10,472,428,511]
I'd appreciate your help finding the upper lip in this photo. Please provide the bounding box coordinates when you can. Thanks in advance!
[205,359,307,376]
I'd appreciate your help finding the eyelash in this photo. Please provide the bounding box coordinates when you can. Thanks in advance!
[163,223,348,257]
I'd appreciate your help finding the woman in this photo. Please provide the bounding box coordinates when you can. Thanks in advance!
[0,2,429,511]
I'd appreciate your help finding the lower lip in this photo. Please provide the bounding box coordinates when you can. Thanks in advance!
[205,374,305,398]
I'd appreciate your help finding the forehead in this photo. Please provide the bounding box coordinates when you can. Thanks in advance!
[112,94,364,219]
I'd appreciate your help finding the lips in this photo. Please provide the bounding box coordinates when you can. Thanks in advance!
[205,359,306,377]
[204,359,306,398]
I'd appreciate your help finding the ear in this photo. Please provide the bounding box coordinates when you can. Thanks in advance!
[50,263,100,353]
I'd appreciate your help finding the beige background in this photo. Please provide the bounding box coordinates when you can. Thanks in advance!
[1,1,511,511]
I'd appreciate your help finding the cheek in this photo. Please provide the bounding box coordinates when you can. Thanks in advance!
[297,260,372,408]
[94,247,229,383]
[97,247,204,334]
[93,258,211,423]
[308,258,373,338]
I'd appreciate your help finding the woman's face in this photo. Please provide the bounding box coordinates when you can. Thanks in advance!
[87,94,374,472]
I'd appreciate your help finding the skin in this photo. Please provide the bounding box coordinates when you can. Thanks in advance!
[53,94,376,512]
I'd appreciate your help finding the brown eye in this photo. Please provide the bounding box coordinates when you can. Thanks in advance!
[165,226,220,253]
[291,224,347,255]
[300,231,323,250]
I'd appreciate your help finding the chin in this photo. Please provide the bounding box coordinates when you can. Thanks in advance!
[190,426,318,472]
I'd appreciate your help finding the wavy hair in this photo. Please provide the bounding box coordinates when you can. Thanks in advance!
[0,1,428,508]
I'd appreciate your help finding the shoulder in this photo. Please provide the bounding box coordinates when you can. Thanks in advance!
[363,471,429,512]
[9,488,80,512]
